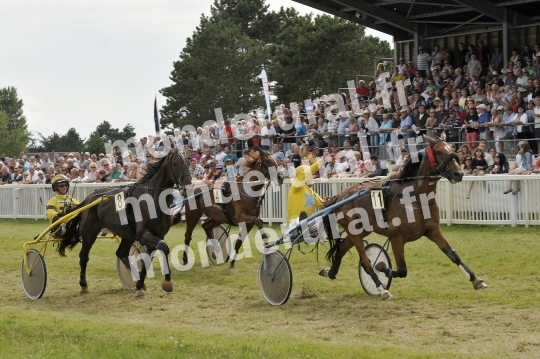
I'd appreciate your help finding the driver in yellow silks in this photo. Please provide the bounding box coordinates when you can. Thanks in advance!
[287,159,324,222]
[46,175,80,236]
[287,159,329,243]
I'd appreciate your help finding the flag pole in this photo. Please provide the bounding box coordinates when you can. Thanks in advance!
[154,95,161,135]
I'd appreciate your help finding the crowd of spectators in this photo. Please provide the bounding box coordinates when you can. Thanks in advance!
[0,151,142,185]
[3,42,540,186]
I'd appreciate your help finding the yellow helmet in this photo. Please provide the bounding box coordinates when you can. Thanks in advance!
[51,174,70,191]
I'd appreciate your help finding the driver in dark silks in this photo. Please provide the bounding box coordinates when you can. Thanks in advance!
[46,175,79,237]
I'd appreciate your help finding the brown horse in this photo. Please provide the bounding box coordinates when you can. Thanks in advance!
[320,135,487,299]
[174,147,284,268]
[58,149,191,298]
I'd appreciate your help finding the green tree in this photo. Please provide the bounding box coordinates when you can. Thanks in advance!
[270,14,393,104]
[160,19,268,129]
[84,131,105,156]
[120,124,136,140]
[0,86,32,153]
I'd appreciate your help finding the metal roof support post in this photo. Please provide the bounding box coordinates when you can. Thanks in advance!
[413,24,424,67]
[504,8,517,63]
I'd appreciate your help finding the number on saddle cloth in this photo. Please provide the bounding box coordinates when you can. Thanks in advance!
[212,180,231,205]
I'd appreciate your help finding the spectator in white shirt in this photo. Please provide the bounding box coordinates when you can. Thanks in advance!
[260,120,276,150]
[23,166,40,184]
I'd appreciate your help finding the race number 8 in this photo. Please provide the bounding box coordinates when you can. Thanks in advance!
[115,192,125,211]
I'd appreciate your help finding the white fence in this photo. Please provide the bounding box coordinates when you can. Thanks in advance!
[1,175,539,227]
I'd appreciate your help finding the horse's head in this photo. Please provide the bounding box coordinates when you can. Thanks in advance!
[424,135,463,184]
[255,146,284,185]
[168,149,192,189]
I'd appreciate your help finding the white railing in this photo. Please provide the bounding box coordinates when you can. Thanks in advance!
[1,175,539,227]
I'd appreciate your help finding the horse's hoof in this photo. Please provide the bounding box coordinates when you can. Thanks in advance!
[135,289,146,299]
[319,268,331,278]
[161,280,173,292]
[229,262,235,269]
[473,278,487,290]
[381,290,393,301]
[80,287,89,294]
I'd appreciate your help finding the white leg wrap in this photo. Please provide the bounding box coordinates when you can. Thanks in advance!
[459,264,470,280]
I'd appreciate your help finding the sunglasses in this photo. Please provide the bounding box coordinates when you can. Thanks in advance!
[104,164,109,166]
[401,150,408,153]
[57,184,68,188]
[465,159,472,161]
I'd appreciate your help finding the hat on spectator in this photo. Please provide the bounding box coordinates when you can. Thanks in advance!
[433,97,441,102]
[99,168,106,173]
[492,71,499,76]
[336,152,346,160]
[399,108,408,112]
[99,153,104,157]
[116,163,121,167]
[216,164,223,169]
[448,109,455,114]
[68,153,74,157]
[363,109,370,115]
[84,152,90,156]
[497,105,504,110]
[63,153,68,157]
[468,104,476,109]
[477,104,487,110]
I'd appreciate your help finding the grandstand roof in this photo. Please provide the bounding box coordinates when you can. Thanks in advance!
[294,0,540,41]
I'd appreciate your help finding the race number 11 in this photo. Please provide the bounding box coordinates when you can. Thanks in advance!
[115,192,125,211]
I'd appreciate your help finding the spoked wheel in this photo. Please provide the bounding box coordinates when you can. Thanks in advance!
[117,243,144,291]
[358,243,393,296]
[206,225,230,264]
[259,251,292,306]
[21,249,47,300]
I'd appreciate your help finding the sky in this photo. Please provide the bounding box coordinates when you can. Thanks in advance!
[0,0,393,141]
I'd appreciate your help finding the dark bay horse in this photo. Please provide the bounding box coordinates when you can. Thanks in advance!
[174,147,283,268]
[320,135,487,299]
[58,149,191,298]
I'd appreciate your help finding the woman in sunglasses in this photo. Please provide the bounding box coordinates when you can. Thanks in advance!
[46,175,80,226]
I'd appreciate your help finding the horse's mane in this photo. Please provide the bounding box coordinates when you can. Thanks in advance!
[387,153,423,180]
[138,155,168,183]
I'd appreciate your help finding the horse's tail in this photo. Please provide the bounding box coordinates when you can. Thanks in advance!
[323,214,339,264]
[57,213,83,256]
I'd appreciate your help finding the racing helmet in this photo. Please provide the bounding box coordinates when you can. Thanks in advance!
[51,174,70,192]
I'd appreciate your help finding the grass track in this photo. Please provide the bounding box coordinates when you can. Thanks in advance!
[1,219,539,358]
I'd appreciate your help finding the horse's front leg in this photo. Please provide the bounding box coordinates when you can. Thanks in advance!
[139,230,173,293]
[426,227,487,290]
[252,217,268,245]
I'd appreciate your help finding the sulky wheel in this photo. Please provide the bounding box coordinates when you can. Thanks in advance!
[21,249,47,300]
[259,251,293,306]
[358,243,393,296]
[206,225,230,264]
[117,243,144,291]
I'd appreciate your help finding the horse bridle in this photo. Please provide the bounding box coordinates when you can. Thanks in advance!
[424,140,460,180]
[167,149,191,191]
